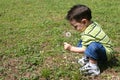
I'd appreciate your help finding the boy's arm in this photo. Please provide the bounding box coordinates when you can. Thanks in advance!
[64,42,85,53]
[69,46,85,53]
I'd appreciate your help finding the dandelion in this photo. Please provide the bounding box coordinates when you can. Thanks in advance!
[65,32,71,37]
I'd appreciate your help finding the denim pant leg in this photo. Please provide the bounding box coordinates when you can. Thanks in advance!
[77,40,82,47]
[85,42,107,62]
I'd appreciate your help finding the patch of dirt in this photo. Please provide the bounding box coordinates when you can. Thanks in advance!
[42,53,80,69]
[1,57,24,80]
[1,52,120,80]
[114,47,120,54]
[42,53,120,80]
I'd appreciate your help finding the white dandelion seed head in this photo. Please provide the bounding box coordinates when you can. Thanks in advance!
[65,32,71,37]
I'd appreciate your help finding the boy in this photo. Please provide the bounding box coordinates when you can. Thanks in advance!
[64,4,114,76]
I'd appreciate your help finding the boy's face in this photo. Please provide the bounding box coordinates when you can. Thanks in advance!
[70,19,87,32]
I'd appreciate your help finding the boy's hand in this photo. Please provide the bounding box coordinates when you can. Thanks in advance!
[64,42,71,50]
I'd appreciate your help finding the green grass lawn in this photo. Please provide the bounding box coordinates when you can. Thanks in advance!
[0,0,120,80]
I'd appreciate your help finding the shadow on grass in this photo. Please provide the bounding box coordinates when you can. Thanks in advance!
[99,56,120,73]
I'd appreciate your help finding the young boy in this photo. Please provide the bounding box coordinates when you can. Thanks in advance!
[64,4,114,76]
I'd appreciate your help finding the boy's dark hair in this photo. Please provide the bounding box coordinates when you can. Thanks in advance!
[66,4,92,22]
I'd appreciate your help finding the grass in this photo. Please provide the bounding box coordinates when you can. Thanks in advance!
[0,0,120,80]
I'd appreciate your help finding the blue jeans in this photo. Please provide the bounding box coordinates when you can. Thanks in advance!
[77,40,107,62]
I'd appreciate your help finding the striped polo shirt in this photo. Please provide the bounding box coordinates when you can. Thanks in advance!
[81,22,114,61]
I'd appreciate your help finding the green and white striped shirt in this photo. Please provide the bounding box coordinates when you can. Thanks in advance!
[81,22,114,61]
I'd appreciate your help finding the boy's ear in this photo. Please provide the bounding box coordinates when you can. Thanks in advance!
[81,19,87,24]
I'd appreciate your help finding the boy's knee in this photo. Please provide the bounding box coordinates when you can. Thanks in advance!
[85,42,106,61]
[84,42,101,60]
